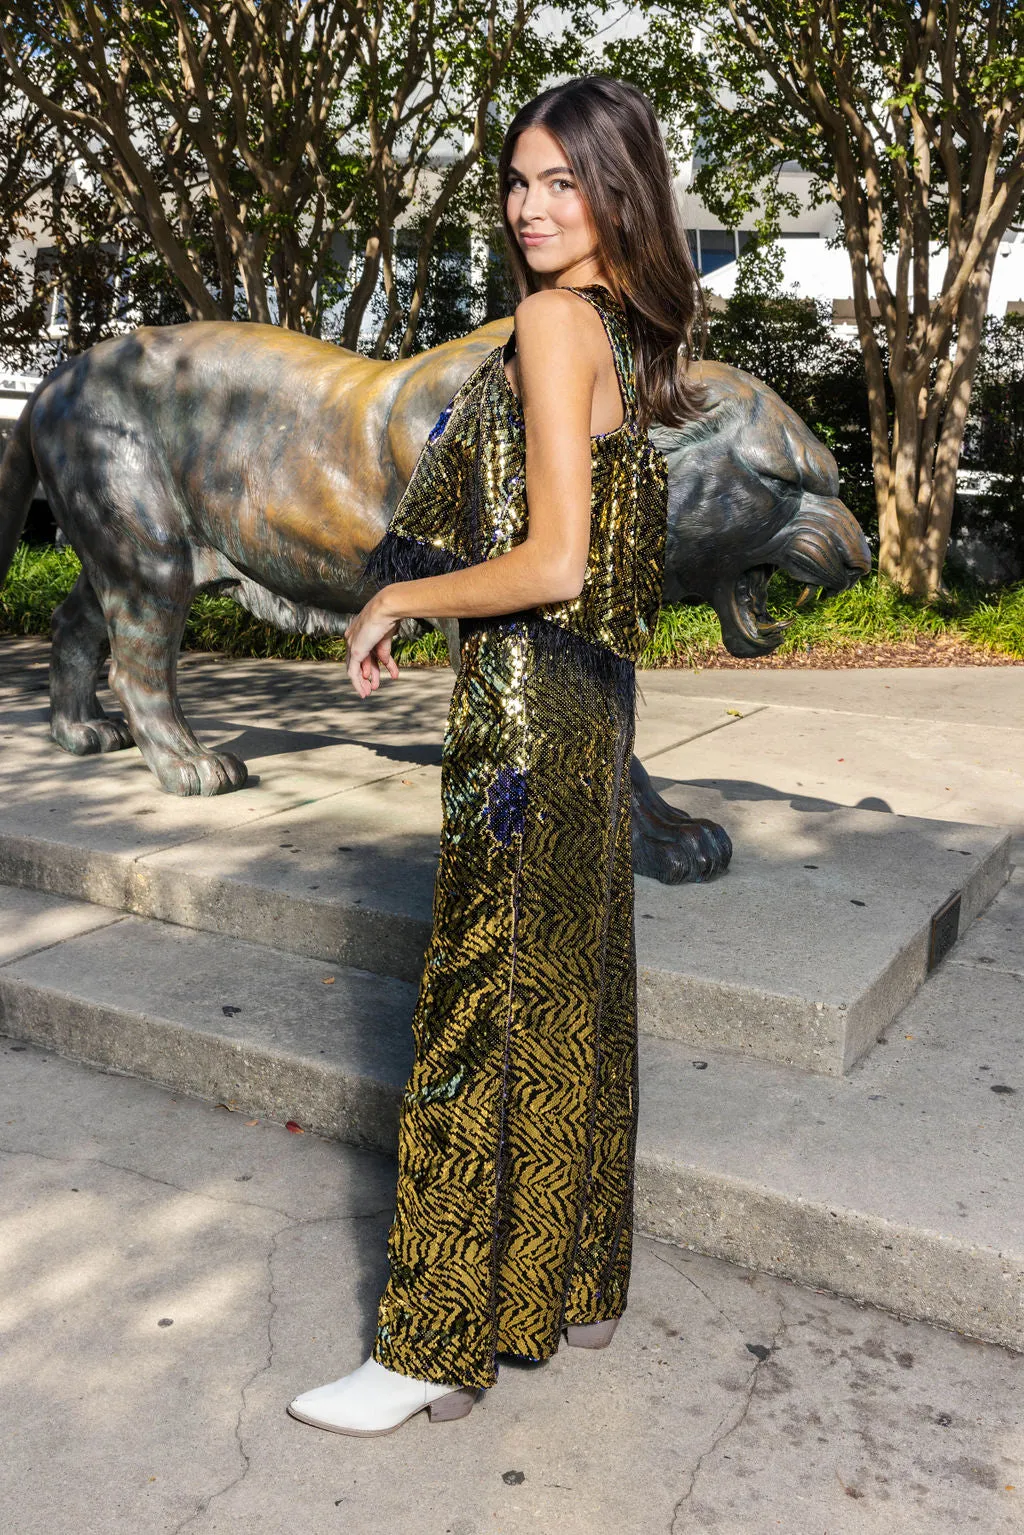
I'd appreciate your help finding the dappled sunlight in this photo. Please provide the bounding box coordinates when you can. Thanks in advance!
[0,661,450,921]
[1,638,1021,1528]
[0,1191,117,1312]
[0,1157,279,1410]
[124,1266,258,1343]
[0,1074,404,1535]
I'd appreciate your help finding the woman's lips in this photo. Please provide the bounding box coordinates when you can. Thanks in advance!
[520,231,554,245]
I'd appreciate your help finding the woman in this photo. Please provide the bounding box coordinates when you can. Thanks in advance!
[288,74,703,1436]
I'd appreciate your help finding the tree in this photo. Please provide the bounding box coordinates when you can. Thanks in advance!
[334,0,586,354]
[612,0,1024,596]
[1,0,588,358]
[0,48,193,372]
[0,50,61,369]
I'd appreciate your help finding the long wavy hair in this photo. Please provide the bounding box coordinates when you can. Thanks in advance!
[497,75,705,429]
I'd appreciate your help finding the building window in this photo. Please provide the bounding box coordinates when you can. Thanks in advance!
[687,227,817,274]
[688,228,750,274]
[698,229,736,273]
[33,244,123,336]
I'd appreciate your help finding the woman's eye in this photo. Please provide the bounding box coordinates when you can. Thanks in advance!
[553,179,575,192]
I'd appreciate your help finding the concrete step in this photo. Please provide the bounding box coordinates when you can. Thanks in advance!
[0,717,1010,1074]
[2,881,1021,1352]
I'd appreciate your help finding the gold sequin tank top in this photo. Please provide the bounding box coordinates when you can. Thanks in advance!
[363,283,668,698]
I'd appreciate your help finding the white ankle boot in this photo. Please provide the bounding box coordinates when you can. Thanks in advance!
[287,1356,478,1436]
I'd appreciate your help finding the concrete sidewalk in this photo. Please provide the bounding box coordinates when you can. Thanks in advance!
[3,636,1021,832]
[1,643,1022,1532]
[2,1040,1021,1535]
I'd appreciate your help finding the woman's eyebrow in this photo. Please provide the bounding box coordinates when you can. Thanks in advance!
[507,164,575,180]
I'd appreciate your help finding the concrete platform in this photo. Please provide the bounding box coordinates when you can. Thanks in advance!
[5,1043,1021,1535]
[2,879,1022,1352]
[0,647,1012,1074]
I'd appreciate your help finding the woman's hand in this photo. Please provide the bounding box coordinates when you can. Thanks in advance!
[345,591,401,698]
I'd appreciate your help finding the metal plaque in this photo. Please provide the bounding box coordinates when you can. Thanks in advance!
[928,892,962,971]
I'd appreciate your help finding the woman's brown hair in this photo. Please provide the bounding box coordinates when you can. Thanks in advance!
[498,75,705,429]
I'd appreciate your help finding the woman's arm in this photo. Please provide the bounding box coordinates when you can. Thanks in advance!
[346,287,604,697]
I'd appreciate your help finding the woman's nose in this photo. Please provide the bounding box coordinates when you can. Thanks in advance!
[518,183,545,221]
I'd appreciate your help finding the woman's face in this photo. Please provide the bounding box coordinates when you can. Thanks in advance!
[505,125,605,287]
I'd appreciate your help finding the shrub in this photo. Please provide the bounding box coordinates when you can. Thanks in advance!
[4,543,1022,662]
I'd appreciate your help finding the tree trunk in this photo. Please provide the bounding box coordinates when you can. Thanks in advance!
[920,249,998,597]
[878,245,1000,597]
[840,206,896,572]
[341,234,382,350]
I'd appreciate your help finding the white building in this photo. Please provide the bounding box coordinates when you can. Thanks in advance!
[673,158,1024,336]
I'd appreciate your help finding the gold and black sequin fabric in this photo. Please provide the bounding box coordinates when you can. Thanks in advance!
[367,286,665,1390]
[363,284,668,665]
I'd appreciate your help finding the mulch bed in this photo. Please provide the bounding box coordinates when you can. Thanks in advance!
[660,635,1024,669]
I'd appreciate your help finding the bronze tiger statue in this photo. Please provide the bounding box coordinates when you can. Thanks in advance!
[0,318,870,883]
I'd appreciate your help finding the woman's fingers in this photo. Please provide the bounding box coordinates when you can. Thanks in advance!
[347,653,368,696]
[375,637,401,681]
[345,609,401,697]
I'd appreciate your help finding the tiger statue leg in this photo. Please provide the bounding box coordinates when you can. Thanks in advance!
[50,570,134,755]
[104,586,247,796]
[628,755,733,884]
[42,450,247,794]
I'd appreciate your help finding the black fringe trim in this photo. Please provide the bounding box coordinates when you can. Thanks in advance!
[362,534,637,716]
[460,612,636,718]
[360,530,469,589]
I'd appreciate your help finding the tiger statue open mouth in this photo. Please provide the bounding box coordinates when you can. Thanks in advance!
[653,360,871,658]
[0,322,869,883]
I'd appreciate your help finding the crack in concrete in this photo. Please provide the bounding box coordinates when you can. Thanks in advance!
[637,707,768,766]
[169,1205,394,1533]
[647,1243,744,1332]
[0,1141,393,1225]
[170,1221,285,1534]
[0,913,129,971]
[1,1131,394,1534]
[949,956,1024,981]
[668,1296,788,1534]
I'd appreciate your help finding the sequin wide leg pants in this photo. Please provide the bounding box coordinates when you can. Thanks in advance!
[372,620,639,1391]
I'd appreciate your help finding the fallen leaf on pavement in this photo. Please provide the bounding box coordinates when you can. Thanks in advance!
[286,1120,304,1133]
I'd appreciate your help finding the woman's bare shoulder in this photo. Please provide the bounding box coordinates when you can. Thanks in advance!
[513,288,607,362]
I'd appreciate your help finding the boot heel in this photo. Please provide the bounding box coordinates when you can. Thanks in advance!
[564,1318,619,1349]
[428,1387,478,1422]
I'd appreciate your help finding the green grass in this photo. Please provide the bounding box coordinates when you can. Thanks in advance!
[637,572,1024,665]
[3,541,1022,663]
[0,542,78,637]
